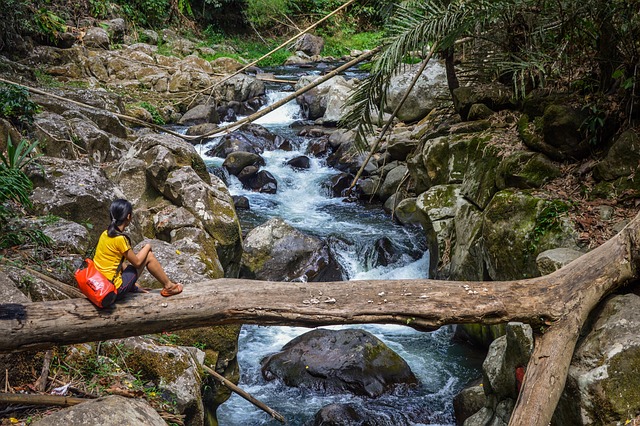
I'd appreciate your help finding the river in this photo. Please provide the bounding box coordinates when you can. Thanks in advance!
[197,66,484,425]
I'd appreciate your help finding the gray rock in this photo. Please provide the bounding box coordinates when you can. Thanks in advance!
[102,18,126,43]
[536,248,583,275]
[223,151,265,176]
[32,395,166,426]
[39,217,90,254]
[496,151,561,190]
[28,157,125,240]
[385,61,449,122]
[0,272,30,303]
[594,130,640,181]
[454,381,486,426]
[295,75,339,120]
[453,83,515,121]
[67,117,113,163]
[83,27,110,49]
[294,33,325,56]
[186,122,218,136]
[379,164,408,201]
[241,217,338,282]
[213,74,265,103]
[207,124,282,158]
[449,202,485,281]
[32,112,78,160]
[542,104,589,160]
[323,78,357,125]
[179,104,219,125]
[261,329,417,397]
[553,294,640,425]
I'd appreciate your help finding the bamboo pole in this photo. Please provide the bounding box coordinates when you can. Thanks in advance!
[202,365,285,424]
[0,392,88,407]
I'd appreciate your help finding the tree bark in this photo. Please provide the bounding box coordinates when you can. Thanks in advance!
[1,213,639,426]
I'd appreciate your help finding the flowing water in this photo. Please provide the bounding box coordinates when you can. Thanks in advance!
[196,67,484,425]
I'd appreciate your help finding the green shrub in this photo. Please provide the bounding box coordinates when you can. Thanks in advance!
[0,135,43,170]
[0,83,41,127]
[139,102,166,125]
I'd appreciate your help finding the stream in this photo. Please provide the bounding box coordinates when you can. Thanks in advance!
[197,65,484,425]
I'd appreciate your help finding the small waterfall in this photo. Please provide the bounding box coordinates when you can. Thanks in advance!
[202,73,482,424]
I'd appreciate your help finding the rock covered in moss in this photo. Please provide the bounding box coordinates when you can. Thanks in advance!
[553,294,640,425]
[261,328,417,397]
[496,151,561,189]
[452,83,515,121]
[482,190,578,280]
[594,130,640,181]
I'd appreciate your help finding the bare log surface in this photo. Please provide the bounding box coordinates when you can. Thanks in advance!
[0,213,639,426]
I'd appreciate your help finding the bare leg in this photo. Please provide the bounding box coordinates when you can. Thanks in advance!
[137,251,175,290]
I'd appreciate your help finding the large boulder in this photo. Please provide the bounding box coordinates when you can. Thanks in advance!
[452,83,515,121]
[309,403,412,426]
[322,78,357,125]
[594,130,640,181]
[212,74,265,103]
[31,111,78,160]
[32,395,166,426]
[261,328,417,397]
[541,104,589,160]
[294,33,324,56]
[178,104,219,126]
[83,27,110,49]
[206,124,284,158]
[27,157,125,240]
[553,294,640,425]
[496,151,561,190]
[222,151,265,176]
[482,190,578,281]
[241,218,340,282]
[295,75,341,120]
[106,337,205,425]
[385,61,449,122]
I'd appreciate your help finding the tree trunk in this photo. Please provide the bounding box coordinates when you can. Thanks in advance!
[1,213,639,426]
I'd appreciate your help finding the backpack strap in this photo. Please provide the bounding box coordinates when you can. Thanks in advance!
[111,256,125,283]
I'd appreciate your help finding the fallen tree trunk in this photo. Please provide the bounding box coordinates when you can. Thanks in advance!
[1,213,639,426]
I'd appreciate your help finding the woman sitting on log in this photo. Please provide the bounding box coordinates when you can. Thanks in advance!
[93,198,184,299]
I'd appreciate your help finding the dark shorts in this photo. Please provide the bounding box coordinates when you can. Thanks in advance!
[116,265,139,300]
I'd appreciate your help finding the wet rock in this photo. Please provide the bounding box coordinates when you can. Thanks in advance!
[232,195,250,210]
[306,136,332,157]
[261,328,417,397]
[206,124,283,158]
[308,403,412,426]
[223,151,265,176]
[286,155,311,169]
[241,217,337,281]
[247,170,278,194]
[31,395,166,426]
[330,172,353,197]
[369,236,401,267]
[453,380,485,426]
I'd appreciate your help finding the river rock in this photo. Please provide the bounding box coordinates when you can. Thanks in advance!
[246,170,278,194]
[241,217,337,282]
[210,57,244,74]
[387,132,420,161]
[186,122,218,136]
[459,140,500,210]
[535,247,583,275]
[232,195,250,210]
[379,164,408,202]
[553,294,640,425]
[323,78,357,125]
[294,33,324,56]
[385,61,449,122]
[286,155,311,169]
[212,74,265,103]
[31,395,166,426]
[368,236,401,267]
[207,124,283,158]
[308,403,412,426]
[261,328,417,397]
[295,75,339,120]
[330,172,353,197]
[223,151,265,176]
[594,129,640,181]
[179,104,219,125]
[449,202,485,281]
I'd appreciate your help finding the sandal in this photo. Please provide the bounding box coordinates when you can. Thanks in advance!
[161,283,183,297]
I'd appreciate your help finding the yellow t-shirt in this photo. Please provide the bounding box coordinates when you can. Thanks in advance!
[93,230,131,289]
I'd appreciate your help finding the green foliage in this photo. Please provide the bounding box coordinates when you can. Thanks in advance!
[34,8,67,42]
[0,228,52,249]
[0,83,41,127]
[0,135,43,171]
[0,166,32,212]
[245,0,291,29]
[139,102,166,125]
[526,201,570,254]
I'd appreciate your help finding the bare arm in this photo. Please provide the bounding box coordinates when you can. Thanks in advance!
[124,243,152,269]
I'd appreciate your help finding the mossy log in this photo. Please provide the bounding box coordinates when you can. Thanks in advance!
[1,213,639,426]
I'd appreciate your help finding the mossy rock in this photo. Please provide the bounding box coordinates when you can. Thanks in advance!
[460,139,501,210]
[589,176,640,201]
[542,104,589,160]
[496,151,561,190]
[452,83,515,120]
[594,130,640,181]
[482,190,577,280]
[449,202,485,281]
